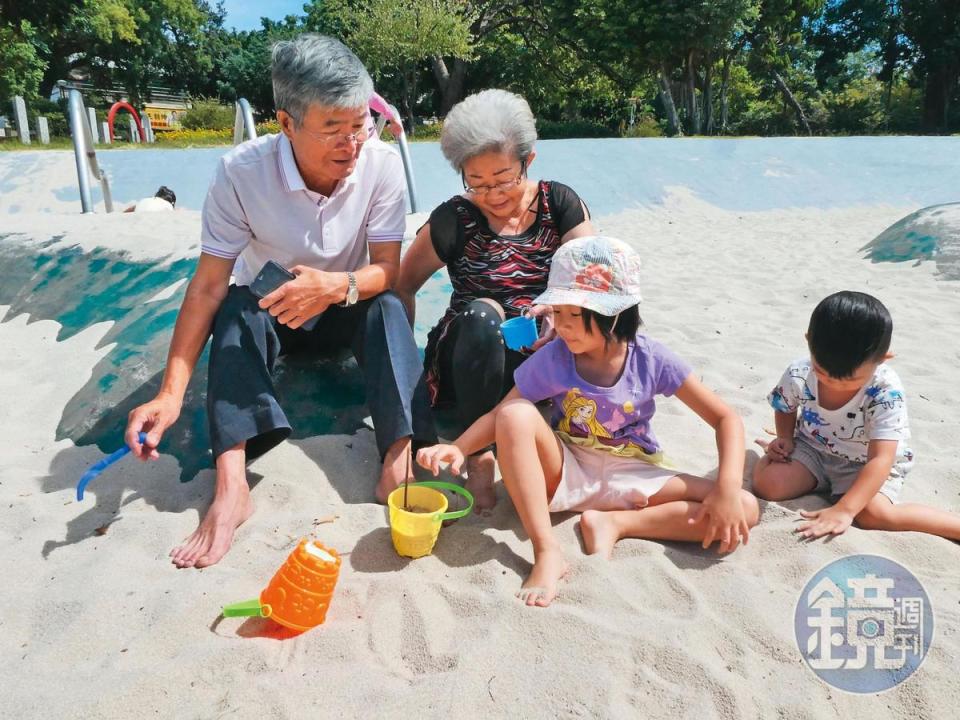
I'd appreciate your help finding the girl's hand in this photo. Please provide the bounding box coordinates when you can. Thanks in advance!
[416,444,466,477]
[795,506,854,539]
[524,304,555,351]
[690,486,751,553]
[755,436,794,462]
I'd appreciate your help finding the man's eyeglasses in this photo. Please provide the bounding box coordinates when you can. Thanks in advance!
[299,126,369,148]
[462,160,527,196]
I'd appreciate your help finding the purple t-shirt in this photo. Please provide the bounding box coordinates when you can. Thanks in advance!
[514,334,692,457]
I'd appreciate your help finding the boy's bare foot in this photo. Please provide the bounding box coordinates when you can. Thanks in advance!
[580,509,621,559]
[516,546,569,608]
[375,437,413,504]
[170,480,254,568]
[465,451,497,511]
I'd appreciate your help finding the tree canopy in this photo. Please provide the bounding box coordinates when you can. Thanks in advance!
[1,0,957,135]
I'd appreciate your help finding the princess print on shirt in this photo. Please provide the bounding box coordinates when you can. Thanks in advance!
[558,389,611,438]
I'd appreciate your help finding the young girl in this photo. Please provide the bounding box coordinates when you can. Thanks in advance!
[417,236,760,607]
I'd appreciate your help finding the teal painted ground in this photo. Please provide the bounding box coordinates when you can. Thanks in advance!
[0,238,452,481]
[862,202,960,279]
[3,136,958,484]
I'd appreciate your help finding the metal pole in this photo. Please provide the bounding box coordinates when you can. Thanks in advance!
[68,90,95,213]
[396,132,419,213]
[68,89,114,213]
[233,98,257,144]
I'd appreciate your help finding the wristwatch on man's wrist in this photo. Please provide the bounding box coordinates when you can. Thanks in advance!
[341,271,359,307]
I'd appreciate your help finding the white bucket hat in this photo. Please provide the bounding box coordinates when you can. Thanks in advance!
[533,235,642,315]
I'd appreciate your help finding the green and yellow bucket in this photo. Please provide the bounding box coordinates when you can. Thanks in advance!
[387,481,474,558]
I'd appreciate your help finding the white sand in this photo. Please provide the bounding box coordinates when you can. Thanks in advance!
[1,183,959,719]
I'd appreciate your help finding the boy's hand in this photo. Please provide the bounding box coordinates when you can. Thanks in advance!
[756,436,794,462]
[795,505,854,539]
[690,485,751,553]
[416,444,466,477]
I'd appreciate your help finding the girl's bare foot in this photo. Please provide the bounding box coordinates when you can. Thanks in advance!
[516,546,570,607]
[465,451,497,511]
[170,480,254,568]
[580,509,621,559]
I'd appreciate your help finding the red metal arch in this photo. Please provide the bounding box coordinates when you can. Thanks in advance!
[107,101,146,142]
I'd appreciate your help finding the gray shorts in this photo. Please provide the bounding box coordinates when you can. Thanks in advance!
[790,435,908,503]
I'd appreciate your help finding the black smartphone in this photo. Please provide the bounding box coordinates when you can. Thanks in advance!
[249,260,321,331]
[250,260,295,299]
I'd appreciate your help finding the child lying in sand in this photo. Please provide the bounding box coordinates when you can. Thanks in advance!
[754,290,960,541]
[417,236,759,607]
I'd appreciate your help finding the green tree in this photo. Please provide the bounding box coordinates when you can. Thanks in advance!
[902,0,960,131]
[215,16,303,117]
[0,20,47,100]
[2,0,217,103]
[747,0,826,134]
[340,0,474,133]
[543,0,761,136]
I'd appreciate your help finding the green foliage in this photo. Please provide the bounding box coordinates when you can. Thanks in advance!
[257,120,281,135]
[822,76,886,133]
[215,18,302,117]
[537,119,616,139]
[622,114,666,138]
[27,98,70,137]
[409,121,443,140]
[3,0,956,138]
[338,0,473,131]
[343,0,473,72]
[0,21,46,100]
[180,99,235,130]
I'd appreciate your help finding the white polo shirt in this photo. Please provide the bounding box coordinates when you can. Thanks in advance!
[200,133,406,286]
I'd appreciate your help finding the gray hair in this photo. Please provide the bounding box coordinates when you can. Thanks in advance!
[272,34,374,123]
[440,89,537,171]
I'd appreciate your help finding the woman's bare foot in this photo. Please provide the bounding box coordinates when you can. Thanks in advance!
[516,546,570,608]
[465,451,497,511]
[375,437,413,504]
[170,479,254,569]
[580,509,621,559]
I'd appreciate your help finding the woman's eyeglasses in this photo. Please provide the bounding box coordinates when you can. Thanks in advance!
[463,160,527,196]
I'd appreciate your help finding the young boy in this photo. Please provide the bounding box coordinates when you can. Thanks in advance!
[753,290,960,540]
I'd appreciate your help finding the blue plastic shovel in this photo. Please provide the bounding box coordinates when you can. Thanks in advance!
[76,432,148,501]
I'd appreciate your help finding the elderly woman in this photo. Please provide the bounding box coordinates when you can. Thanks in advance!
[397,89,593,508]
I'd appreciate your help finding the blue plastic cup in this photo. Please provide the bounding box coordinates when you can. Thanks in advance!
[500,315,538,350]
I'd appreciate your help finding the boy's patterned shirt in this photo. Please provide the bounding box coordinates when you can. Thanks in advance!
[768,358,913,466]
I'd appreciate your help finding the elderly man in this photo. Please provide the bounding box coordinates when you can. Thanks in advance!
[125,34,434,568]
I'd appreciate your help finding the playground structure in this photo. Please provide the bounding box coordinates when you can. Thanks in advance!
[68,91,419,214]
[106,101,147,143]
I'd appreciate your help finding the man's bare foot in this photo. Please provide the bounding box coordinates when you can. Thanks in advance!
[580,509,621,559]
[465,451,497,512]
[170,480,253,569]
[516,546,570,608]
[375,437,413,504]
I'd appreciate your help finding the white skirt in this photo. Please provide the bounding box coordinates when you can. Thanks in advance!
[548,439,678,512]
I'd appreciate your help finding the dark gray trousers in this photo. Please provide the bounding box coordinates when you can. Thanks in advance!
[207,285,436,462]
